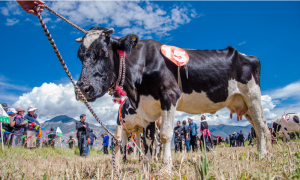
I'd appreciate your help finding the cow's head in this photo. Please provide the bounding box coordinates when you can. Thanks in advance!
[75,27,138,102]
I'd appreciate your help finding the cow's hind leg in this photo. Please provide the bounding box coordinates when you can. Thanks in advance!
[160,104,176,169]
[242,85,271,156]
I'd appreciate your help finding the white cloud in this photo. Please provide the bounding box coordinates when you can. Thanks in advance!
[268,81,300,100]
[238,41,246,45]
[48,1,198,37]
[12,82,120,125]
[6,18,19,26]
[0,2,22,16]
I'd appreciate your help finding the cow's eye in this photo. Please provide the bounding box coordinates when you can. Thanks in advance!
[99,49,104,56]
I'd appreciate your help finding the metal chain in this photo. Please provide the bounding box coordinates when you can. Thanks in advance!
[120,55,126,87]
[36,5,122,179]
[44,5,87,34]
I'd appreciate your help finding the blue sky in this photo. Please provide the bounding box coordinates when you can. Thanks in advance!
[1,1,300,125]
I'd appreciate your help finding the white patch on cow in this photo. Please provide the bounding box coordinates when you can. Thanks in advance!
[82,30,103,49]
[135,95,161,121]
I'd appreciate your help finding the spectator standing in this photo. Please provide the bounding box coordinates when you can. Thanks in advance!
[76,114,90,156]
[188,118,198,152]
[239,130,245,146]
[229,135,234,147]
[12,108,28,147]
[33,114,41,147]
[1,104,15,145]
[182,120,190,152]
[102,133,109,154]
[24,106,39,148]
[248,132,252,145]
[173,121,182,152]
[232,132,237,146]
[68,136,75,148]
[235,132,240,147]
[48,128,56,148]
[225,137,229,144]
[89,129,97,149]
[4,108,17,146]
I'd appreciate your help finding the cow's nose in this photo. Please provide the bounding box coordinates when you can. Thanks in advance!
[77,81,84,87]
[82,85,94,94]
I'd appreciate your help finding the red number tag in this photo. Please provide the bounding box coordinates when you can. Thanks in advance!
[161,45,189,66]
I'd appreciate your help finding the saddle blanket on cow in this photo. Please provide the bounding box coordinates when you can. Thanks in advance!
[161,45,189,66]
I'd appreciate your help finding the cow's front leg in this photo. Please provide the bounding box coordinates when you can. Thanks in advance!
[122,129,128,162]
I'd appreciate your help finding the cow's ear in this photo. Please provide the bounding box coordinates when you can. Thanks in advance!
[76,37,83,43]
[119,34,139,53]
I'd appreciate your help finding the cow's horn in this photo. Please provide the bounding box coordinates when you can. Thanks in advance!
[106,28,114,36]
[76,37,83,43]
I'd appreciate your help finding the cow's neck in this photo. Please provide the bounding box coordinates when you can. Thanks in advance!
[118,53,142,109]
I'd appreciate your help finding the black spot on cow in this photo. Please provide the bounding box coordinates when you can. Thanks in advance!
[272,122,281,137]
[293,115,299,124]
[128,108,137,115]
[284,127,288,131]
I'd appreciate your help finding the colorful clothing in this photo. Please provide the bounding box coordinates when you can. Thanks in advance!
[24,114,39,132]
[14,115,26,135]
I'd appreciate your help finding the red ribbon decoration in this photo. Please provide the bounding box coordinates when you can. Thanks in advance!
[27,136,32,140]
[30,122,36,129]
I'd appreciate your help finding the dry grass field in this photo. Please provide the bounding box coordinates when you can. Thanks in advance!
[0,142,300,180]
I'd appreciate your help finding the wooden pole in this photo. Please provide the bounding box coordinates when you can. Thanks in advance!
[1,122,4,151]
[133,145,137,159]
[115,125,122,172]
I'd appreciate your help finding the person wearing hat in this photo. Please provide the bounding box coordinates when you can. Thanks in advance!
[3,107,17,145]
[76,114,90,156]
[12,107,28,147]
[24,106,39,148]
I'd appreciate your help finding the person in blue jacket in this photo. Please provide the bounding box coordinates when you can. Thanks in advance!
[89,129,97,149]
[102,133,109,154]
[188,118,198,152]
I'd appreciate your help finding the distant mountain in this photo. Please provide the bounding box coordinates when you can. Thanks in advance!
[40,115,116,148]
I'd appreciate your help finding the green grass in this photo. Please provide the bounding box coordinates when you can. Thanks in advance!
[0,141,300,179]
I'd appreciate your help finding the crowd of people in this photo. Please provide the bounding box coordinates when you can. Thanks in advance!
[173,115,256,152]
[173,115,213,153]
[0,103,100,156]
[1,103,41,148]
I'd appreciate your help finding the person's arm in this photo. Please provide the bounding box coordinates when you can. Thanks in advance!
[9,116,15,127]
[76,122,83,130]
[86,123,90,139]
[17,0,45,16]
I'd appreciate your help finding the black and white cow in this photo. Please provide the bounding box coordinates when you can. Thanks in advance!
[117,98,161,161]
[273,113,300,142]
[75,27,271,166]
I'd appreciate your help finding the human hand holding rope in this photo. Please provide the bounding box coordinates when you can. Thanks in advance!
[17,0,45,16]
